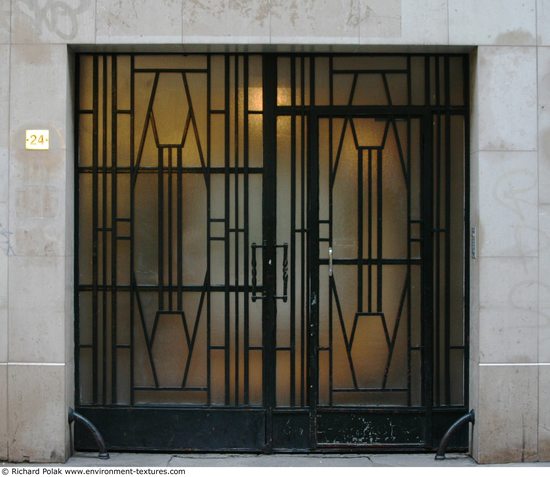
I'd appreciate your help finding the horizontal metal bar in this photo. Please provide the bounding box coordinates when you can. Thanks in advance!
[332,69,407,75]
[134,68,208,73]
[319,258,421,266]
[276,105,467,115]
[134,386,208,391]
[78,284,263,293]
[79,166,264,174]
[333,388,408,393]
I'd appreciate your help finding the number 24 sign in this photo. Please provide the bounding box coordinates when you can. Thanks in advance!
[25,130,49,150]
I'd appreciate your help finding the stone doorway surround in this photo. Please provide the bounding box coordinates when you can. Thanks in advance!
[0,0,549,465]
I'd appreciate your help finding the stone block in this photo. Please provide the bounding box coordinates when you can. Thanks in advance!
[8,255,66,314]
[474,365,538,463]
[271,0,359,44]
[0,44,8,153]
[359,0,448,45]
[9,45,68,151]
[96,0,182,44]
[0,364,6,460]
[538,366,550,460]
[0,0,9,43]
[538,47,550,203]
[182,0,270,43]
[537,0,550,45]
[479,257,538,363]
[8,364,67,462]
[11,0,95,44]
[538,205,550,362]
[475,47,537,151]
[478,151,538,257]
[449,0,536,46]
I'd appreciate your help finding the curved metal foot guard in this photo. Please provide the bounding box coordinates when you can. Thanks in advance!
[68,408,110,460]
[435,409,475,460]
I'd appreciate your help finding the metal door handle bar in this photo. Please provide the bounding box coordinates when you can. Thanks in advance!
[251,241,266,302]
[328,246,333,277]
[274,243,288,302]
[251,242,288,302]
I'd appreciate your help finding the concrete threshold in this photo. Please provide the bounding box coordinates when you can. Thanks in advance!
[58,452,546,467]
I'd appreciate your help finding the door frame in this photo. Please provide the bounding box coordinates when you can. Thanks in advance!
[74,52,470,454]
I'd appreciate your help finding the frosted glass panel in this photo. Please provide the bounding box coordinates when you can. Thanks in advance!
[78,54,264,407]
[319,116,423,407]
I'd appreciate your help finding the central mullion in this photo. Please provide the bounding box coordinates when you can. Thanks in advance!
[262,55,278,452]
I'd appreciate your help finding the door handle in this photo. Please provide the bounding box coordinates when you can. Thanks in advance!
[274,243,288,302]
[251,241,266,302]
[250,241,288,302]
[328,246,333,277]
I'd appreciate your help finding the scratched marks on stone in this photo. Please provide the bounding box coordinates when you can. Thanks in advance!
[0,223,14,256]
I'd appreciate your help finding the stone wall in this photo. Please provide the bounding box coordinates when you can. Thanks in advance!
[0,0,548,464]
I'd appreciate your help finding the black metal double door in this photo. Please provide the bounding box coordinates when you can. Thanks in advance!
[75,53,469,453]
[77,109,437,453]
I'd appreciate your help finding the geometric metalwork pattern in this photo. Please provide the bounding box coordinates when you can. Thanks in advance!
[76,53,469,451]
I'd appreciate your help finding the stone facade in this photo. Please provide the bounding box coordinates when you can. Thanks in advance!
[0,0,548,464]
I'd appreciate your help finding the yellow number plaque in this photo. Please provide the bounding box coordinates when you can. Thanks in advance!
[25,130,49,150]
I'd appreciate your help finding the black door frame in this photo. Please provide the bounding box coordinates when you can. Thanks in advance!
[74,52,470,453]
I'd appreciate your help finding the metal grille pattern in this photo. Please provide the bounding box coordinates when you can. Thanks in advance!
[76,53,469,451]
[76,54,264,407]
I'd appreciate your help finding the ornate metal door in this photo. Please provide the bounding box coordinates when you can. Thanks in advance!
[75,53,469,452]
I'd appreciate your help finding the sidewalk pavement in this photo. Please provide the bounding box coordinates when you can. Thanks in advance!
[52,453,546,467]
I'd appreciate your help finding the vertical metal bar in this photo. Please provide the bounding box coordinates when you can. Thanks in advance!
[300,56,309,407]
[290,56,297,407]
[328,56,334,407]
[463,55,471,408]
[309,55,318,447]
[357,148,363,314]
[262,54,277,451]
[307,111,319,450]
[206,55,212,406]
[435,57,442,407]
[167,148,173,311]
[224,55,231,405]
[243,55,250,405]
[177,146,183,311]
[377,149,383,313]
[424,55,430,107]
[158,147,164,312]
[92,54,99,404]
[421,112,435,447]
[406,116,412,407]
[101,55,108,405]
[129,55,136,405]
[406,57,413,406]
[111,55,118,404]
[300,55,306,408]
[234,55,240,406]
[74,55,81,407]
[444,56,451,406]
[368,148,373,313]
